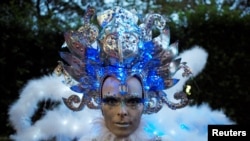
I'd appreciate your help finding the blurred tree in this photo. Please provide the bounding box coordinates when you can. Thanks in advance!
[0,0,74,138]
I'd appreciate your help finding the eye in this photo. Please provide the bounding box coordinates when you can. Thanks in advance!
[102,97,119,106]
[126,98,143,106]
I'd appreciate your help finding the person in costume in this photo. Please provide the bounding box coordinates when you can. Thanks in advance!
[8,6,234,141]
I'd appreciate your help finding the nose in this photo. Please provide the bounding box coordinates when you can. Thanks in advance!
[117,101,128,117]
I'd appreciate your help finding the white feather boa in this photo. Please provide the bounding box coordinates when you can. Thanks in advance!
[8,46,234,141]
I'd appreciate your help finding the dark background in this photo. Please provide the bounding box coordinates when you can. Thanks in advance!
[1,0,249,140]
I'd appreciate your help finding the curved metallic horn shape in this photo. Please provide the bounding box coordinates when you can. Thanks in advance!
[62,95,85,111]
[62,92,100,111]
[160,91,189,110]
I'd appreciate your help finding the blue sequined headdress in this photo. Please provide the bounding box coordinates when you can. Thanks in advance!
[54,6,192,114]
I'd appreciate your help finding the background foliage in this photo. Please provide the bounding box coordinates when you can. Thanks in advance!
[1,0,249,139]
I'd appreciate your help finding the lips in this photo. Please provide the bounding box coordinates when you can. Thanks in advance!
[114,122,130,127]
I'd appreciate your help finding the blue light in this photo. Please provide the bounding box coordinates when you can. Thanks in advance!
[180,123,190,131]
[70,85,83,93]
[86,47,100,61]
[144,41,155,52]
[144,122,165,137]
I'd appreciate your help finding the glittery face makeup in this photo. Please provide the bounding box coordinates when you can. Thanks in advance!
[101,76,144,138]
[102,96,144,108]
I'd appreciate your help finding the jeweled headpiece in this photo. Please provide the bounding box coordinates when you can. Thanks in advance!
[55,6,192,114]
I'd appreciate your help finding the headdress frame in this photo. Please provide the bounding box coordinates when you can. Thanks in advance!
[56,6,192,114]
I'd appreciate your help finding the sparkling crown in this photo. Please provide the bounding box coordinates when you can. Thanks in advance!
[54,6,192,114]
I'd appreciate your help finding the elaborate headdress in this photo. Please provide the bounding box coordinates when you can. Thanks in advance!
[55,6,192,114]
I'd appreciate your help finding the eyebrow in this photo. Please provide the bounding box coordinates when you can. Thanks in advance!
[102,94,142,99]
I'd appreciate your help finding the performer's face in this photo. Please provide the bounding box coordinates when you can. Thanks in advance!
[101,76,144,138]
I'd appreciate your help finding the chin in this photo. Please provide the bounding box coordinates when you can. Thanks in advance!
[113,132,132,139]
[110,127,135,138]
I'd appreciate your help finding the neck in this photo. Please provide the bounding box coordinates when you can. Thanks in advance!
[114,136,131,141]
